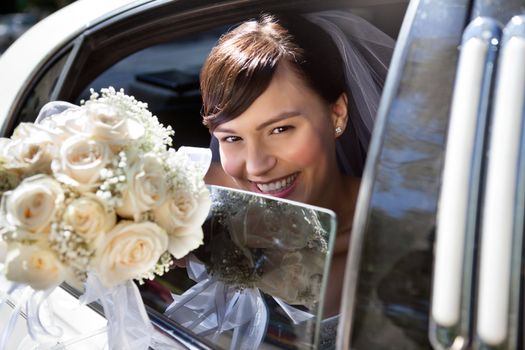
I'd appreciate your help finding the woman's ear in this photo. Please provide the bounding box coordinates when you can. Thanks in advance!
[331,93,348,137]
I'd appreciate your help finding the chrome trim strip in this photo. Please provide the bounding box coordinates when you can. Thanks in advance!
[476,15,525,348]
[430,16,501,350]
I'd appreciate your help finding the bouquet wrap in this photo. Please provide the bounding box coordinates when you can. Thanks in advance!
[81,272,153,349]
[0,275,62,349]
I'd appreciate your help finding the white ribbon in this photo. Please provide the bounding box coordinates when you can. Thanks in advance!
[80,273,153,350]
[165,255,313,350]
[0,266,62,349]
[0,284,30,349]
[177,146,212,178]
[26,288,64,343]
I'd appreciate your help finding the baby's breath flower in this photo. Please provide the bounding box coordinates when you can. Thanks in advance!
[48,222,93,281]
[96,152,128,208]
[165,150,207,195]
[85,87,174,153]
[136,251,174,284]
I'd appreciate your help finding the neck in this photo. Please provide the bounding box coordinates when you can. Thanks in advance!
[324,173,360,254]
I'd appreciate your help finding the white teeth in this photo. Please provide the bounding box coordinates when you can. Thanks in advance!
[256,174,297,193]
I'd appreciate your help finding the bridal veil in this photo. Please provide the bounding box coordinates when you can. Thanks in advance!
[306,10,395,176]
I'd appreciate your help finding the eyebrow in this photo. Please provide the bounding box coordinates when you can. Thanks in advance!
[214,111,301,134]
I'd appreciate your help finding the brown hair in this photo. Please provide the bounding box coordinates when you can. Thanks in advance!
[200,13,346,131]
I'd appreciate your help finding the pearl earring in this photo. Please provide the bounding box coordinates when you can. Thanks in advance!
[335,127,342,135]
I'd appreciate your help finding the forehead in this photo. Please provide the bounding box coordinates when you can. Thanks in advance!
[217,62,322,129]
[252,62,309,107]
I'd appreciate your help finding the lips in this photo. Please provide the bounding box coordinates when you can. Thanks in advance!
[251,173,299,197]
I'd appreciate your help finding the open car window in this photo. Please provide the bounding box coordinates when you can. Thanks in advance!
[63,4,403,349]
[56,7,398,348]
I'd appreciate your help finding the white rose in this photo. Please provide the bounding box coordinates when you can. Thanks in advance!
[153,187,210,259]
[39,107,85,141]
[1,175,64,236]
[94,221,168,288]
[4,243,65,290]
[1,123,56,174]
[83,102,144,145]
[63,194,116,245]
[0,235,7,263]
[116,153,167,220]
[0,138,13,163]
[52,135,110,191]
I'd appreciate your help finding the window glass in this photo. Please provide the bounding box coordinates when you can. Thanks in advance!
[8,48,70,134]
[141,185,337,349]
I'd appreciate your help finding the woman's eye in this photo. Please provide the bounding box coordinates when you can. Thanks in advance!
[223,136,241,143]
[271,126,292,134]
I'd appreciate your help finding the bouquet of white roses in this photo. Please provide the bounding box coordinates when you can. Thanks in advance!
[0,87,211,349]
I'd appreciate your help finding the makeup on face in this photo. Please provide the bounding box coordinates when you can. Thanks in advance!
[213,62,340,207]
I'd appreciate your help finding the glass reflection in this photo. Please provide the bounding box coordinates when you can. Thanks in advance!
[139,185,336,349]
[347,1,471,349]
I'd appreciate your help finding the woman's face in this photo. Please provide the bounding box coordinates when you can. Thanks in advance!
[213,62,346,207]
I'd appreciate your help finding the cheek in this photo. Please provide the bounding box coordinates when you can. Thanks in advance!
[286,132,328,168]
[220,148,244,178]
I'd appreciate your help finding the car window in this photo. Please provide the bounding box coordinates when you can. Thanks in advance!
[2,47,71,134]
[66,7,398,349]
[62,4,405,349]
[75,27,227,149]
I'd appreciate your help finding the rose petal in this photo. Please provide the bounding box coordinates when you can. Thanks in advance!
[168,227,204,259]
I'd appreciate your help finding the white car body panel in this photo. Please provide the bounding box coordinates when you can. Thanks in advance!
[0,0,142,129]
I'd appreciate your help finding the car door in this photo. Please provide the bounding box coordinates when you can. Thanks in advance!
[338,0,525,349]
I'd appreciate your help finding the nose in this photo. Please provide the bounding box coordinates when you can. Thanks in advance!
[245,142,276,177]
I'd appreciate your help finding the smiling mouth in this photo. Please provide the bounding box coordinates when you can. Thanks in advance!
[253,173,299,194]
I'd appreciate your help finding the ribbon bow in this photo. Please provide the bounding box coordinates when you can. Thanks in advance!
[165,255,314,350]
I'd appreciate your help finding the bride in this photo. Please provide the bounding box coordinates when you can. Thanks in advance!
[201,10,394,321]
